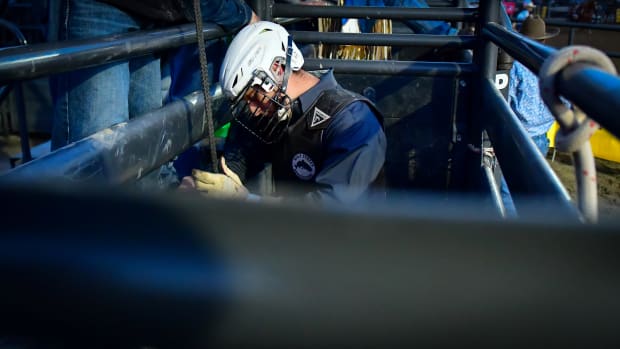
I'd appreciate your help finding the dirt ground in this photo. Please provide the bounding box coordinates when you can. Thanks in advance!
[547,151,620,220]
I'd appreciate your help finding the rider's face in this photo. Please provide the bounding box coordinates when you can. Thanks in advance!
[243,85,278,117]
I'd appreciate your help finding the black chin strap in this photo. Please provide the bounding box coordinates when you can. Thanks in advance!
[192,0,218,172]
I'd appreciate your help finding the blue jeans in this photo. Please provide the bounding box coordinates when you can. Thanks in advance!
[383,0,457,35]
[163,39,228,178]
[163,39,227,103]
[344,0,457,35]
[531,133,550,158]
[50,0,178,189]
[51,0,162,148]
[499,133,550,217]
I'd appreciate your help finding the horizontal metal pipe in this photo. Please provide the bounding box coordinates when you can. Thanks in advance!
[544,19,620,32]
[0,23,225,84]
[291,30,478,48]
[482,22,554,75]
[555,63,620,140]
[481,78,579,219]
[1,90,227,185]
[304,58,476,76]
[273,3,478,21]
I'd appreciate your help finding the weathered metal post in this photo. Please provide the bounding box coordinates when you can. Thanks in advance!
[477,0,500,83]
[469,0,501,196]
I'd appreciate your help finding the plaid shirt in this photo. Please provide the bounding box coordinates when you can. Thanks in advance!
[508,61,555,137]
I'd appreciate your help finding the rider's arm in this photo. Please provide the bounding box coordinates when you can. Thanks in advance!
[305,101,386,204]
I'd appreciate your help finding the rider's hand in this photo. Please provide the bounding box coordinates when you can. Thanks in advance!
[191,158,248,199]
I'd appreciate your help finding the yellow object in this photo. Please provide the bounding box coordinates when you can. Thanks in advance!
[616,8,620,23]
[548,122,620,163]
[318,0,391,61]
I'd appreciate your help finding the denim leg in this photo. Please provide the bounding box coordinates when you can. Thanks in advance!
[166,44,203,102]
[499,135,548,218]
[67,62,130,142]
[499,175,517,218]
[131,57,180,190]
[499,134,551,218]
[165,39,227,102]
[383,0,454,34]
[179,0,252,32]
[128,55,162,117]
[51,0,139,150]
[531,133,550,158]
[128,50,181,190]
[50,0,178,189]
[165,40,227,180]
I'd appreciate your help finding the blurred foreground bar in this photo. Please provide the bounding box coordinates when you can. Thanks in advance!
[0,184,619,348]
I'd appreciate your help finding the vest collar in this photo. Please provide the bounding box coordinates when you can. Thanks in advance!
[296,69,338,115]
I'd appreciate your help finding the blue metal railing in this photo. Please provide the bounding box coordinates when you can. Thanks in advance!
[0,0,617,222]
[483,22,620,139]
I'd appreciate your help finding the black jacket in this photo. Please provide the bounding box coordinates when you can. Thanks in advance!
[99,0,252,30]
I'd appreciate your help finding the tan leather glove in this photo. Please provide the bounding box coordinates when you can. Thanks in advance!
[192,158,248,199]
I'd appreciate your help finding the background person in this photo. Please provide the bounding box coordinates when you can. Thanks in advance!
[500,15,560,216]
[515,0,536,27]
[50,0,257,190]
[508,14,560,156]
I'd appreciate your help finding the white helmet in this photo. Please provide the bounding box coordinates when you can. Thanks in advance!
[220,21,304,99]
[220,21,305,144]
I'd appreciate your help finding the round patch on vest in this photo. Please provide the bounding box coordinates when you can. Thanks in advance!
[291,153,316,180]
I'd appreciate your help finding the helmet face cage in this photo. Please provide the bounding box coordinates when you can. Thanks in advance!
[230,69,293,144]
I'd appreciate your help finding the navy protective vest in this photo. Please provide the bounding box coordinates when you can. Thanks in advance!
[270,85,384,194]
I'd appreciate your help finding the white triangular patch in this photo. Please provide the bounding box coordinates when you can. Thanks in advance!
[310,107,331,128]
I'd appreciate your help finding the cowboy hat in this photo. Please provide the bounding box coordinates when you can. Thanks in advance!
[521,15,560,40]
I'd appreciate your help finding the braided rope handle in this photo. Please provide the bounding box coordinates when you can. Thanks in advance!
[539,46,616,152]
[538,46,617,223]
[193,0,218,173]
